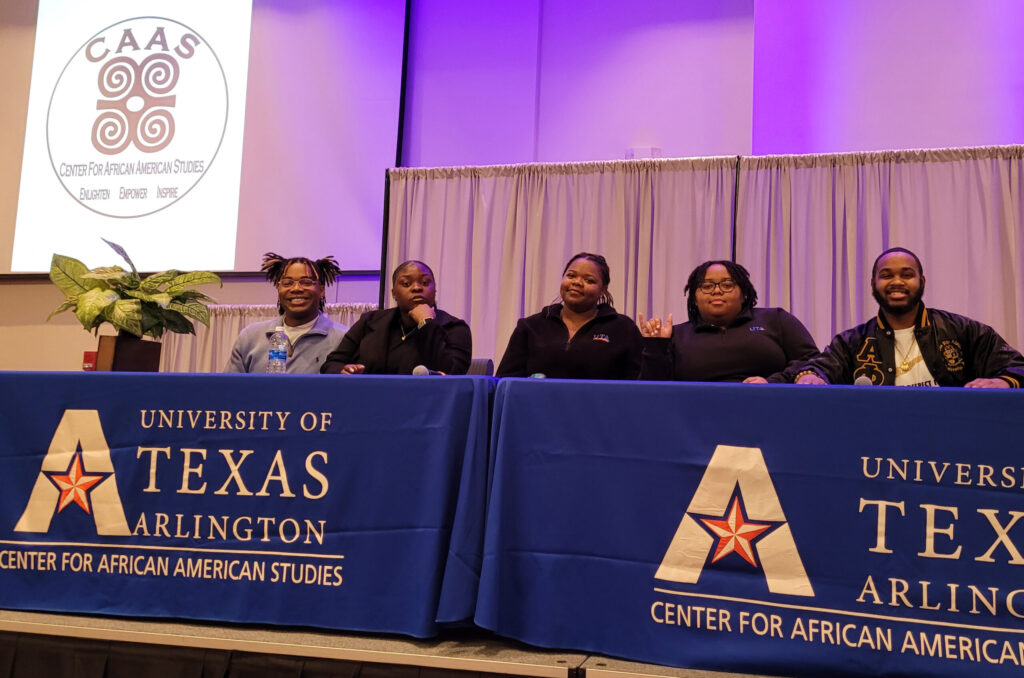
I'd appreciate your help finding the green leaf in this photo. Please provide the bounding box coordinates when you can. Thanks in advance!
[81,267,129,284]
[74,288,120,328]
[158,308,197,335]
[102,238,137,275]
[139,270,181,292]
[172,289,216,303]
[141,306,194,337]
[165,271,221,295]
[50,254,100,297]
[47,297,78,320]
[101,298,143,337]
[124,289,173,307]
[139,305,166,338]
[167,299,209,327]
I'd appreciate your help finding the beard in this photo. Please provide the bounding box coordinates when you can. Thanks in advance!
[872,282,924,317]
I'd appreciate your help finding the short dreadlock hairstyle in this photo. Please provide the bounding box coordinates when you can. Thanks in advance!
[683,260,757,323]
[262,252,341,314]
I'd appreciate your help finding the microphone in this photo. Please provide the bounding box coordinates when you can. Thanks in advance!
[854,376,873,386]
[412,365,445,376]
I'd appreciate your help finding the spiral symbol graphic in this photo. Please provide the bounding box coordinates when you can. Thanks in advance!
[136,108,175,152]
[97,57,136,98]
[140,53,178,96]
[92,53,178,154]
[91,110,132,154]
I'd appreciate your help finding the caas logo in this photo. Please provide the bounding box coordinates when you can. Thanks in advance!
[655,445,813,596]
[47,17,228,218]
[16,410,130,536]
[92,53,179,155]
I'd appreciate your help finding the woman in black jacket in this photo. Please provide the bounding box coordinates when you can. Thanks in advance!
[496,252,641,380]
[638,260,818,383]
[321,260,472,375]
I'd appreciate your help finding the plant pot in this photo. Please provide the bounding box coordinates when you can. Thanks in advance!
[96,334,162,372]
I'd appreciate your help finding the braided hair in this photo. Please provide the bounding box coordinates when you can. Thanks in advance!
[262,252,341,313]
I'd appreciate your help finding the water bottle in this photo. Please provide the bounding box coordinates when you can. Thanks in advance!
[267,326,288,373]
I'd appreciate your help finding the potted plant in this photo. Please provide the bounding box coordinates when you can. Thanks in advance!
[49,239,221,371]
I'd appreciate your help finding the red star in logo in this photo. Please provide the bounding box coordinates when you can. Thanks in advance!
[699,496,773,567]
[47,453,106,514]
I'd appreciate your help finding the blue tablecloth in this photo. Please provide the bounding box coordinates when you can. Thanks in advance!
[476,379,1024,677]
[0,372,493,638]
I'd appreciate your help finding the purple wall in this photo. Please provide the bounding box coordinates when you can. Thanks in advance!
[402,0,542,167]
[536,0,753,162]
[237,0,405,272]
[404,0,1024,166]
[403,0,755,167]
[752,0,1024,154]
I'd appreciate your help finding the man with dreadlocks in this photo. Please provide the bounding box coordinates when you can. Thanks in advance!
[225,253,348,373]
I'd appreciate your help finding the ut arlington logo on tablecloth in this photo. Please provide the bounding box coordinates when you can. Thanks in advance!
[655,444,812,596]
[16,410,130,536]
[645,434,1024,673]
[0,374,489,638]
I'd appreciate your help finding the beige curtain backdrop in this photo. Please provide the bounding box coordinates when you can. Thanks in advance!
[736,146,1024,350]
[387,158,738,363]
[160,303,376,373]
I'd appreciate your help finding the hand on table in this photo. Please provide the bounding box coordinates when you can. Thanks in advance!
[964,377,1009,388]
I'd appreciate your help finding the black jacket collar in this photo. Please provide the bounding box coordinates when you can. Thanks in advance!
[876,304,929,332]
[543,302,617,321]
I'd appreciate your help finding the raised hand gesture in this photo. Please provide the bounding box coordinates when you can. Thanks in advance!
[638,312,673,339]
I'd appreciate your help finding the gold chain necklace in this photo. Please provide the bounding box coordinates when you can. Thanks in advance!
[894,336,923,376]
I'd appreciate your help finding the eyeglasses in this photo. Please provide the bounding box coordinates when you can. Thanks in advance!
[696,280,737,294]
[278,277,318,289]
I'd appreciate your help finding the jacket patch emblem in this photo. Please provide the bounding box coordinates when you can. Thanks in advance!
[853,337,885,385]
[940,339,964,372]
[592,334,610,343]
[748,326,765,332]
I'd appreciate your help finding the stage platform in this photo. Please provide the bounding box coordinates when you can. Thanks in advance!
[581,657,781,678]
[0,610,773,678]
